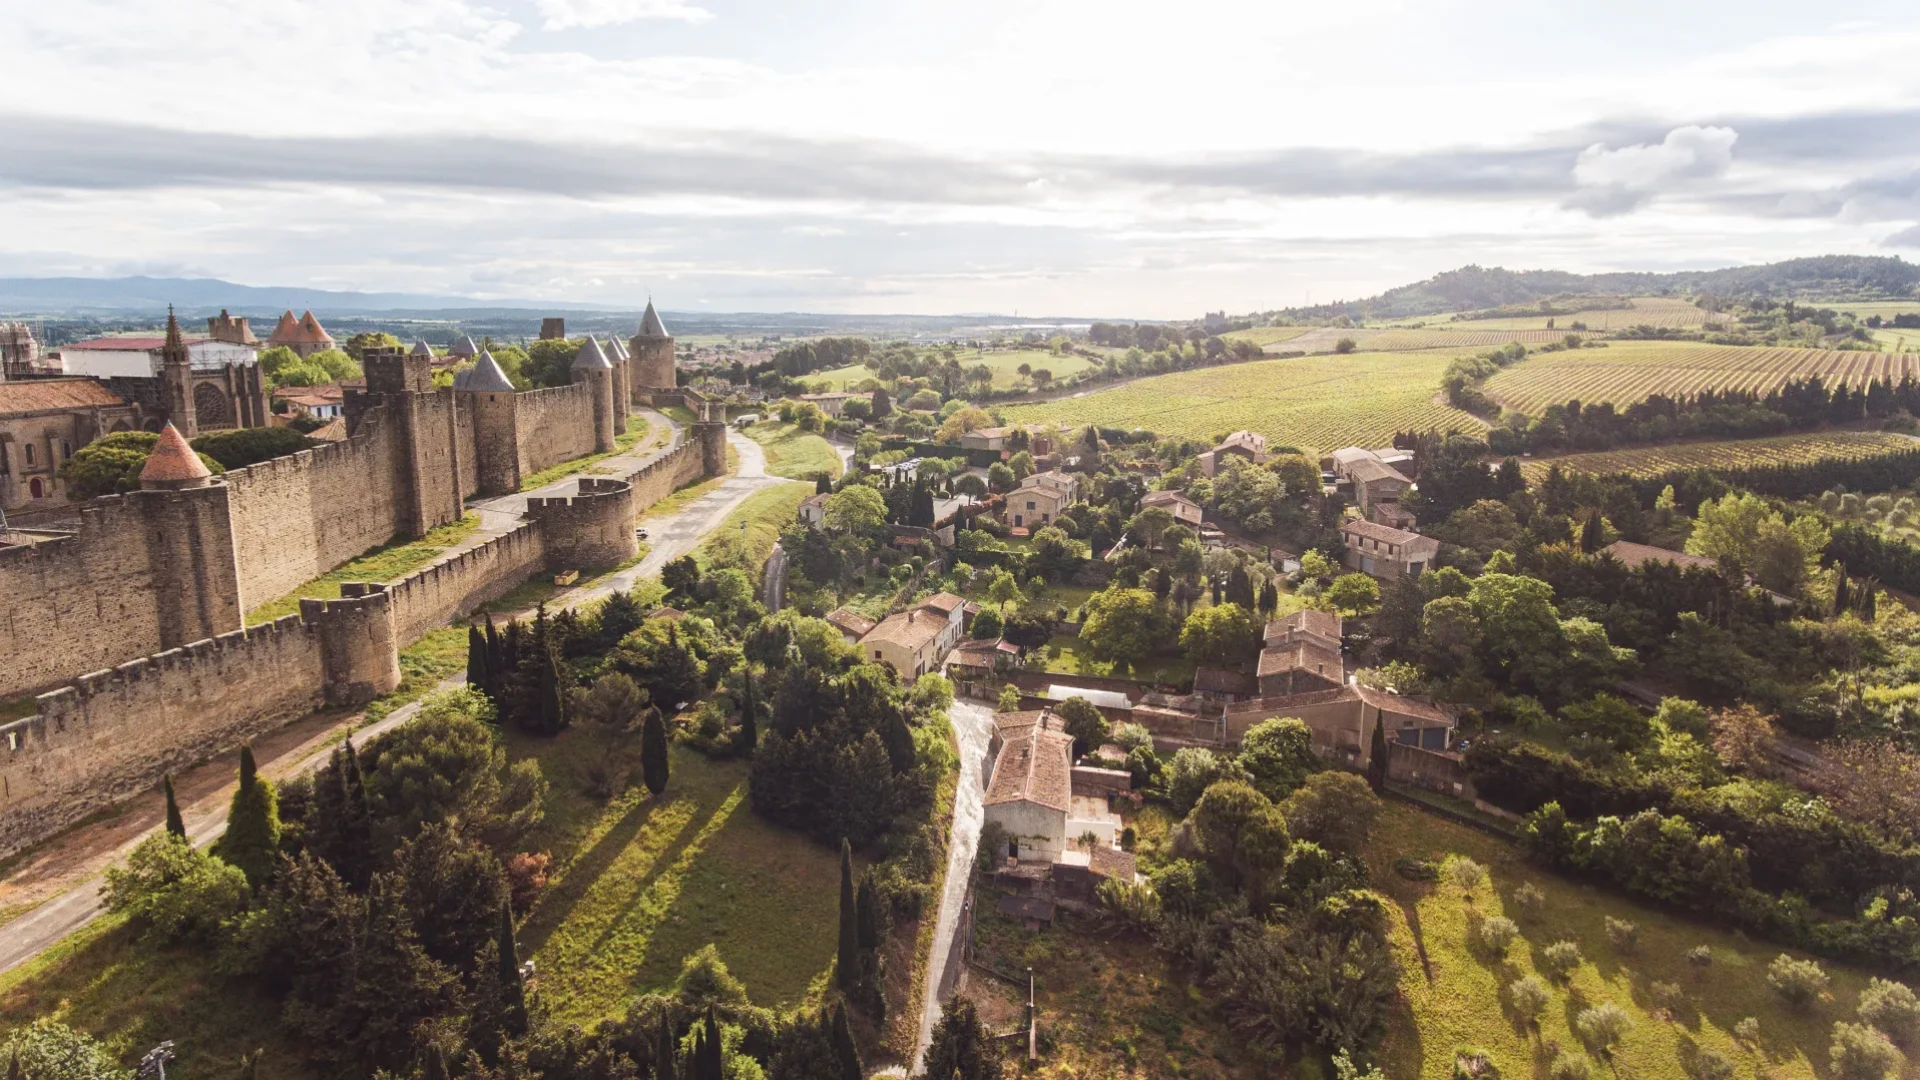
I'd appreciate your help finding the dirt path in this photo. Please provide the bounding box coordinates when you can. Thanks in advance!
[0,416,791,977]
[907,698,996,1072]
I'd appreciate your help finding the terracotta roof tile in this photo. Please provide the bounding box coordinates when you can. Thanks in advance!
[1340,518,1427,545]
[825,607,877,637]
[139,423,211,486]
[986,723,1073,812]
[1193,666,1256,694]
[0,378,128,413]
[1353,683,1455,725]
[1257,641,1343,680]
[861,608,945,651]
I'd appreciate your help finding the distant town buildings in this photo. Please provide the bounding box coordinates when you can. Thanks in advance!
[265,310,335,357]
[0,379,140,509]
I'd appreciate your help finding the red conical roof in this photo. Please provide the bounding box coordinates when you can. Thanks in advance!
[298,310,333,345]
[140,422,212,488]
[267,310,302,346]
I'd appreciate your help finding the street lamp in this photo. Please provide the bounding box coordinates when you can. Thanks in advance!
[137,1041,175,1080]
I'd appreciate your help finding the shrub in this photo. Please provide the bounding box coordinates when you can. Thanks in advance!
[1477,916,1520,957]
[1575,1002,1632,1054]
[1768,953,1830,1009]
[101,833,250,946]
[1508,975,1551,1024]
[1733,1016,1761,1044]
[1448,856,1487,895]
[1687,944,1713,971]
[0,1019,130,1080]
[1691,1048,1736,1080]
[1394,856,1439,881]
[1547,1050,1592,1080]
[1510,882,1545,920]
[1452,1047,1498,1080]
[1857,977,1920,1046]
[1650,980,1686,1017]
[1604,917,1640,954]
[1831,1021,1903,1080]
[1541,939,1583,982]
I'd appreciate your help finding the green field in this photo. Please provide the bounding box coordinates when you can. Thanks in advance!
[1000,350,1484,453]
[742,422,843,480]
[1370,804,1894,1080]
[806,348,1098,392]
[1486,340,1920,414]
[245,514,482,623]
[1219,326,1313,347]
[1517,430,1919,482]
[1278,326,1594,355]
[694,482,810,572]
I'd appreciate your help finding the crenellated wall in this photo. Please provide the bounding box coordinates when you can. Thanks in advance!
[527,477,637,573]
[385,523,548,646]
[0,616,325,858]
[515,382,598,480]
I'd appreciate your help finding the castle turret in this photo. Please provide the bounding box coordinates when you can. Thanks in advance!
[301,585,402,706]
[137,422,242,647]
[628,299,676,400]
[459,348,522,495]
[572,336,617,453]
[140,422,210,491]
[160,307,197,437]
[603,336,630,435]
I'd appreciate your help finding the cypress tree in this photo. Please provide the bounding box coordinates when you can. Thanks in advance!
[422,1046,448,1080]
[654,1011,675,1080]
[9,1051,22,1080]
[497,901,528,1036]
[162,773,186,838]
[855,876,880,952]
[736,668,759,756]
[881,711,916,775]
[702,1007,723,1080]
[829,1002,862,1080]
[1835,563,1852,617]
[540,650,567,736]
[485,613,505,701]
[218,744,281,890]
[1863,586,1878,621]
[689,1027,708,1080]
[816,474,833,495]
[836,839,859,992]
[642,706,670,796]
[338,740,375,890]
[1366,717,1390,792]
[466,623,490,695]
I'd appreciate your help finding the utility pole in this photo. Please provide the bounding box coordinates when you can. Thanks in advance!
[138,1041,175,1080]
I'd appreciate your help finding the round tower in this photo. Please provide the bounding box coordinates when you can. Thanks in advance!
[571,337,617,453]
[628,299,676,397]
[456,348,522,495]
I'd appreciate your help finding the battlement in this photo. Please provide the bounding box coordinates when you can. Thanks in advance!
[528,476,637,572]
[300,586,400,706]
[362,346,432,395]
[384,522,546,643]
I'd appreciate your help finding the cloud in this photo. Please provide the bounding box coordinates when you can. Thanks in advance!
[1883,224,1920,248]
[533,0,714,30]
[1567,125,1739,216]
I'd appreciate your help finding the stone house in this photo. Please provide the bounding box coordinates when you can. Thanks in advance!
[985,709,1130,864]
[1339,518,1439,580]
[0,380,141,510]
[1140,488,1204,527]
[1199,430,1268,477]
[798,491,830,528]
[858,591,968,678]
[798,391,867,418]
[824,607,876,643]
[1009,469,1078,529]
[1256,637,1343,697]
[1330,446,1414,517]
[1222,683,1456,766]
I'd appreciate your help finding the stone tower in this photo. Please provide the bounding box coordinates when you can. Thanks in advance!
[359,346,461,536]
[137,422,241,647]
[603,336,630,433]
[160,306,197,438]
[457,348,522,496]
[572,336,617,454]
[628,300,676,399]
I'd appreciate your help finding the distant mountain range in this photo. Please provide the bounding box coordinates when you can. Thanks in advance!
[1280,255,1920,322]
[0,276,615,316]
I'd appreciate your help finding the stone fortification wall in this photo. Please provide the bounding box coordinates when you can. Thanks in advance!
[0,499,168,699]
[516,382,597,479]
[0,616,325,859]
[224,406,408,614]
[528,477,637,573]
[384,523,548,646]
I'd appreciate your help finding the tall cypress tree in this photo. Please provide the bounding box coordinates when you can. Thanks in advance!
[339,740,375,890]
[702,1007,723,1080]
[836,839,859,992]
[1835,563,1852,617]
[1366,718,1390,792]
[829,1003,862,1080]
[642,707,670,796]
[485,613,506,701]
[162,774,186,838]
[881,711,916,775]
[497,901,528,1037]
[855,876,880,952]
[422,1044,449,1080]
[736,668,759,756]
[653,1012,676,1080]
[217,744,281,890]
[466,623,490,695]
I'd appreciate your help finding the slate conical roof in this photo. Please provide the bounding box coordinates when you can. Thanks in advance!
[454,348,515,392]
[409,339,434,358]
[637,300,670,340]
[140,422,212,489]
[449,334,479,358]
[572,336,612,371]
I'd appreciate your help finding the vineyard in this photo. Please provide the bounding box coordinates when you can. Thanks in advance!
[1460,296,1713,331]
[1517,431,1919,482]
[1271,326,1590,355]
[1000,349,1484,452]
[1219,325,1312,348]
[1484,341,1920,413]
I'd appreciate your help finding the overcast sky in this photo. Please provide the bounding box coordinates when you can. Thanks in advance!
[4,0,1920,317]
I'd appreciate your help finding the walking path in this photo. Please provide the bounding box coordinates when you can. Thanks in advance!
[908,698,996,1072]
[0,420,781,977]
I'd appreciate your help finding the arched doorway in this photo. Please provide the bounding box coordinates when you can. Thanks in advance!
[28,477,44,499]
[194,383,234,429]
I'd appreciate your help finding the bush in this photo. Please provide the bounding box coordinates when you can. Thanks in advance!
[190,426,314,468]
[1448,856,1487,895]
[1394,856,1439,881]
[1604,917,1640,954]
[1508,975,1551,1024]
[1540,940,1583,982]
[1733,1016,1761,1044]
[1857,977,1920,1046]
[1510,882,1545,920]
[1575,1002,1632,1054]
[1768,953,1830,1009]
[1452,1047,1498,1080]
[1831,1021,1903,1080]
[1477,916,1520,957]
[1691,1048,1736,1080]
[0,1019,131,1080]
[101,833,250,946]
[1687,944,1713,970]
[1547,1050,1592,1080]
[1650,980,1686,1016]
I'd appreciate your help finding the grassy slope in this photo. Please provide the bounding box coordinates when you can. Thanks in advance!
[245,514,482,623]
[742,422,843,480]
[1516,430,1918,482]
[514,737,844,1028]
[1000,350,1484,454]
[1368,803,1897,1080]
[693,482,809,572]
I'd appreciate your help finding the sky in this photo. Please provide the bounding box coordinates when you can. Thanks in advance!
[5,0,1920,317]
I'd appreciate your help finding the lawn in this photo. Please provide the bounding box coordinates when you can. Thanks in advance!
[1037,633,1195,687]
[244,513,482,624]
[1367,803,1896,1080]
[694,482,810,571]
[742,421,843,480]
[512,736,845,1028]
[1516,430,1919,482]
[518,414,653,491]
[1000,350,1485,454]
[1485,340,1920,414]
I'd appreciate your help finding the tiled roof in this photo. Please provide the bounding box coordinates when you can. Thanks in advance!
[267,310,331,347]
[449,335,479,358]
[1088,846,1138,880]
[1141,489,1199,509]
[297,311,333,345]
[1258,641,1343,680]
[1194,666,1256,695]
[920,591,965,615]
[276,389,342,409]
[638,300,671,339]
[0,378,128,413]
[986,722,1073,812]
[1346,457,1411,485]
[266,311,301,346]
[1020,470,1075,492]
[410,340,434,357]
[1340,518,1426,545]
[572,336,613,371]
[1224,685,1357,720]
[1601,540,1719,573]
[1353,683,1455,725]
[861,608,945,652]
[139,423,211,485]
[824,607,876,637]
[1267,609,1343,646]
[308,416,347,441]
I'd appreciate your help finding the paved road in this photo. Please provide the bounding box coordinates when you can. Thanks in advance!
[0,419,788,978]
[908,698,996,1072]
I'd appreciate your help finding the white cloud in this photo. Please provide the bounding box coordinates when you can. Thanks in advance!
[533,0,713,31]
[1567,125,1739,216]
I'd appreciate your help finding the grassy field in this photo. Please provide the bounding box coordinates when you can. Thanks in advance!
[514,737,845,1028]
[1368,803,1899,1080]
[1517,430,1919,482]
[1000,350,1485,453]
[694,482,810,572]
[245,513,482,624]
[806,348,1098,392]
[1037,633,1195,686]
[1276,327,1595,355]
[1219,326,1313,348]
[1458,296,1714,331]
[742,421,843,480]
[1485,341,1920,414]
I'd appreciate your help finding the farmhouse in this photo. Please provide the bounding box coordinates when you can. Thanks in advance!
[1010,469,1079,529]
[1339,518,1439,581]
[798,491,830,528]
[858,592,968,678]
[983,709,1129,864]
[1222,683,1456,765]
[1140,488,1204,526]
[1199,430,1268,477]
[799,391,868,417]
[1329,446,1415,518]
[824,607,876,643]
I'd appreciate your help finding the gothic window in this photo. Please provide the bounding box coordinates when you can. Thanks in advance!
[194,382,234,429]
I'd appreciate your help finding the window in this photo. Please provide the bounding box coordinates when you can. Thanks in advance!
[1026,500,1035,510]
[61,440,71,459]
[22,443,33,466]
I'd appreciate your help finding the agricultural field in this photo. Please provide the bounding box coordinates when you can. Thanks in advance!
[1277,326,1588,355]
[1460,296,1713,331]
[1516,430,1919,482]
[803,348,1098,391]
[1000,349,1485,453]
[1873,326,1920,354]
[1824,300,1920,322]
[1485,340,1920,414]
[1218,325,1312,348]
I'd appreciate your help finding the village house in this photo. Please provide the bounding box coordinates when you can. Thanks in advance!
[1339,518,1439,581]
[798,391,873,418]
[1009,469,1079,529]
[273,384,345,421]
[857,591,968,678]
[983,710,1130,864]
[1198,430,1268,477]
[959,425,1055,456]
[1193,666,1258,703]
[824,607,876,643]
[1256,609,1346,698]
[1140,487,1204,527]
[798,490,830,529]
[947,636,1023,691]
[0,380,141,510]
[1329,446,1415,521]
[1222,683,1456,764]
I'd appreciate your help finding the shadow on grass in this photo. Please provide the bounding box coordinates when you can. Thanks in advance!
[518,789,685,957]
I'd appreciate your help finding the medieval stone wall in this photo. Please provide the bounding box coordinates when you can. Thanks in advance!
[0,616,325,858]
[0,498,169,699]
[515,382,597,480]
[527,477,637,573]
[385,523,548,646]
